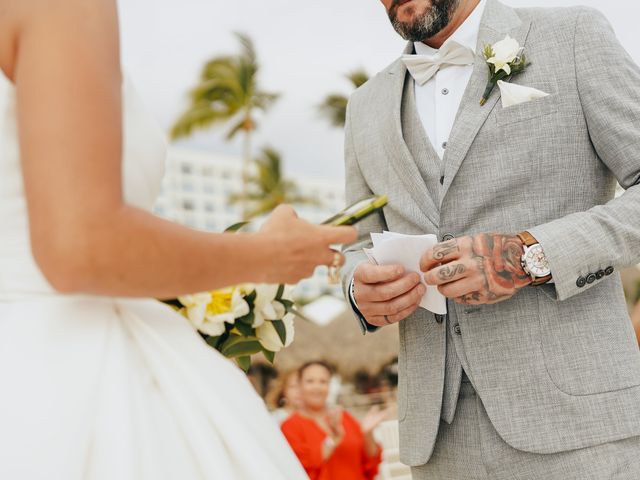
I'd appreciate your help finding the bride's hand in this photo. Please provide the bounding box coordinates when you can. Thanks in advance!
[257,205,357,284]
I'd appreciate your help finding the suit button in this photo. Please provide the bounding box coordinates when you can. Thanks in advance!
[586,273,597,284]
[442,234,455,242]
[596,270,605,280]
[435,314,445,324]
[576,276,587,288]
[453,324,462,335]
[605,266,614,276]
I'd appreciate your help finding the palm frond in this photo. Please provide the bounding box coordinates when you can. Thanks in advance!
[234,32,257,65]
[318,69,370,128]
[318,94,348,127]
[346,69,370,89]
[171,33,279,143]
[225,116,252,140]
[171,103,229,140]
[253,91,280,110]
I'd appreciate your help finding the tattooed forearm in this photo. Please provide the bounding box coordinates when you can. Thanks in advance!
[433,240,460,261]
[437,263,466,282]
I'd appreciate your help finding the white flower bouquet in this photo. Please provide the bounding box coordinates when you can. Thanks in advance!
[166,283,296,372]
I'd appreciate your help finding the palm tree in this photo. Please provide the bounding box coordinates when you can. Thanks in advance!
[318,70,369,128]
[171,33,279,219]
[230,147,319,220]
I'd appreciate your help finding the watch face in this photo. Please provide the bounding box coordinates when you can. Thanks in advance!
[524,244,551,277]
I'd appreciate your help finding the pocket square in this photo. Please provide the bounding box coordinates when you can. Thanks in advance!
[497,80,550,108]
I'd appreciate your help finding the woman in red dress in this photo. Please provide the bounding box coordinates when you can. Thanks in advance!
[281,361,386,480]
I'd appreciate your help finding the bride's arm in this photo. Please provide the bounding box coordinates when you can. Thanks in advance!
[12,0,355,297]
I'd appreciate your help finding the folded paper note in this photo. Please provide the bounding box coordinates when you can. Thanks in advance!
[364,231,447,315]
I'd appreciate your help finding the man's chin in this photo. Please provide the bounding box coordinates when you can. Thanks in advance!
[393,2,428,28]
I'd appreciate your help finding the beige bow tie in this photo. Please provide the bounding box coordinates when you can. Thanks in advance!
[402,41,476,85]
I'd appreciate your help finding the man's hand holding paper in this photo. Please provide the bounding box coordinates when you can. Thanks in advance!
[353,231,447,327]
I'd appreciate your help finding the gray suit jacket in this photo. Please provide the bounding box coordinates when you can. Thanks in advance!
[341,0,640,466]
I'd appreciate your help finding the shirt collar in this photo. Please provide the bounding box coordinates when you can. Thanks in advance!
[414,0,487,56]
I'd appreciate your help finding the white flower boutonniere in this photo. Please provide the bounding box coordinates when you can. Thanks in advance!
[480,35,530,105]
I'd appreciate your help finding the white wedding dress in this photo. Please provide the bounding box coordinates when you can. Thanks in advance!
[0,71,307,479]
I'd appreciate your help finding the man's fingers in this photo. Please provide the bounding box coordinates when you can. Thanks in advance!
[420,239,464,272]
[386,302,421,323]
[357,271,421,302]
[355,263,405,285]
[425,262,470,287]
[363,283,425,316]
[367,301,421,326]
[366,315,394,327]
[437,278,479,299]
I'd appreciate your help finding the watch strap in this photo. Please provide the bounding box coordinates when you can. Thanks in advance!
[517,231,538,247]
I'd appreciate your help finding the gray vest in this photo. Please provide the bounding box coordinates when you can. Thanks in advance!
[400,74,464,424]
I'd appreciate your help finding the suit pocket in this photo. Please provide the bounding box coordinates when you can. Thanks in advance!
[495,94,558,126]
[536,283,640,396]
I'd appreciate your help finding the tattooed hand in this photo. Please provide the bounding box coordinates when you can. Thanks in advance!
[420,234,532,305]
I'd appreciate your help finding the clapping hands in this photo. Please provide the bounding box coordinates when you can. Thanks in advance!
[361,405,391,435]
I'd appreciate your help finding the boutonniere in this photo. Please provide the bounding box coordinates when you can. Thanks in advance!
[480,35,530,105]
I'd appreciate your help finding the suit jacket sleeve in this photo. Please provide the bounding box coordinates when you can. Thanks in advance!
[341,98,388,333]
[528,8,640,301]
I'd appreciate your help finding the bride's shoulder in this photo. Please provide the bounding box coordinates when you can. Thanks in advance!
[1,0,120,82]
[0,0,119,79]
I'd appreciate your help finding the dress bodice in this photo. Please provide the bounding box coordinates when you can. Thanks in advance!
[0,73,167,298]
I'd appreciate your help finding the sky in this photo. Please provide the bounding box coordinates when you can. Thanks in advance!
[118,0,640,183]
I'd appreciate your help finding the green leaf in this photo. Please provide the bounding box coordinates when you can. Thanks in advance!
[280,298,294,311]
[220,336,263,358]
[237,310,255,326]
[234,320,254,337]
[225,221,250,233]
[244,289,257,307]
[262,349,276,364]
[483,44,494,61]
[204,335,223,350]
[161,298,183,309]
[270,320,287,345]
[275,284,285,300]
[236,356,251,372]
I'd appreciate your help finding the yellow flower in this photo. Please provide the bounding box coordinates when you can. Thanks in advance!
[179,287,250,337]
[207,289,234,315]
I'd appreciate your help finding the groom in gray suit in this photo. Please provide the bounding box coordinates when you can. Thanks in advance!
[341,0,640,478]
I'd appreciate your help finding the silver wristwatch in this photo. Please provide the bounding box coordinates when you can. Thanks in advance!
[517,232,552,286]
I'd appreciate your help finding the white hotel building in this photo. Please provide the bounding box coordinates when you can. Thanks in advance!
[154,147,347,302]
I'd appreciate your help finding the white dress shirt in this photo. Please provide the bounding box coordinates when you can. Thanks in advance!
[414,0,486,158]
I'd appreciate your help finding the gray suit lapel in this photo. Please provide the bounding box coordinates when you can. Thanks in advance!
[381,52,440,227]
[440,0,532,200]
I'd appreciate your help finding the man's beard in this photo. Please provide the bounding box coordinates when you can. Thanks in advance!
[388,0,461,42]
